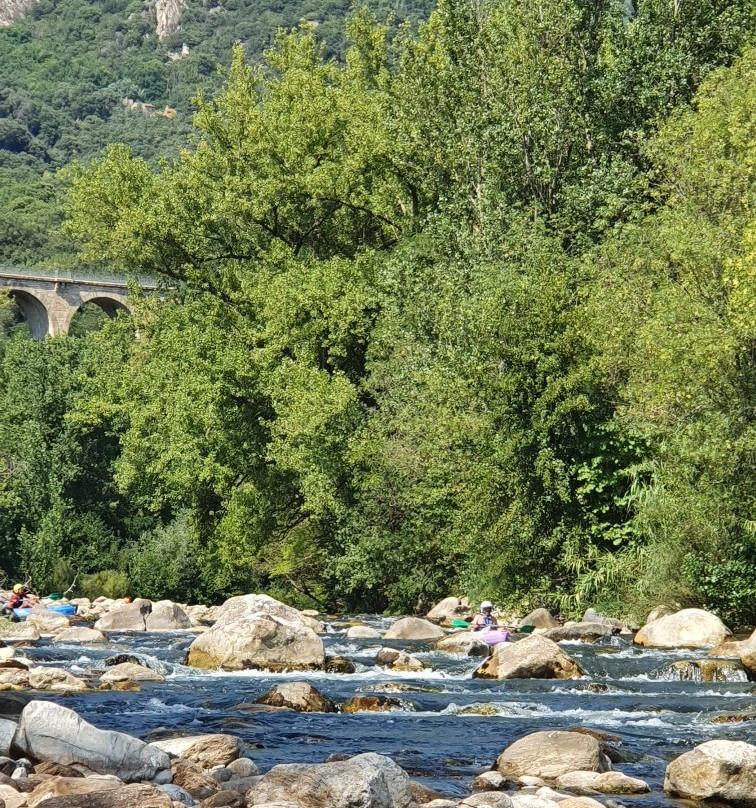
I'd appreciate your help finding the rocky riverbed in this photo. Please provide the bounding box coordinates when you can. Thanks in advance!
[0,596,754,807]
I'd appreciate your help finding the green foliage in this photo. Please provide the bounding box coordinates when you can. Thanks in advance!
[0,1,753,621]
[80,569,130,600]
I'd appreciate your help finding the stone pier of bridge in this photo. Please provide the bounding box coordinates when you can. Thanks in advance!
[0,268,158,339]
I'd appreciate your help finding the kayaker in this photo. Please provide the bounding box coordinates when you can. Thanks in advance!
[471,600,498,631]
[0,584,30,618]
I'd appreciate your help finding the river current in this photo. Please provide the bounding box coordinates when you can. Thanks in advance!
[20,615,756,806]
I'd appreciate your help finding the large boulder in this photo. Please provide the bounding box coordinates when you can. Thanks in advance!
[186,612,324,672]
[26,607,70,634]
[517,609,558,629]
[256,682,335,713]
[426,597,473,625]
[145,600,193,631]
[212,595,304,627]
[496,731,611,780]
[634,608,731,649]
[151,734,242,768]
[435,633,489,657]
[246,752,412,807]
[29,783,173,807]
[664,740,756,804]
[53,627,107,644]
[0,623,40,642]
[13,700,171,782]
[93,599,152,632]
[383,618,445,641]
[474,635,584,680]
[0,718,16,756]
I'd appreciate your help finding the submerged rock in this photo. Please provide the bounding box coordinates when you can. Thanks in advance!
[256,682,336,713]
[474,635,585,680]
[324,656,356,674]
[496,730,611,780]
[245,752,412,808]
[664,739,756,804]
[634,608,731,649]
[341,696,410,714]
[661,658,748,683]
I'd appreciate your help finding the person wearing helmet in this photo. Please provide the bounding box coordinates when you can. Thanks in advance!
[0,584,30,618]
[471,600,498,631]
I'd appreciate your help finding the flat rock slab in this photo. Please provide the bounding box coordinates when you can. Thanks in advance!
[151,734,242,768]
[30,783,173,807]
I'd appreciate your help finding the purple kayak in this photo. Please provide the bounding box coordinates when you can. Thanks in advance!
[482,629,510,645]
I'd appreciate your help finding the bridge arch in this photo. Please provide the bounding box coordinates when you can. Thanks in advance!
[5,289,50,340]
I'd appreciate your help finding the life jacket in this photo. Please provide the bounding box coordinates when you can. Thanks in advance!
[481,612,495,626]
[8,592,24,609]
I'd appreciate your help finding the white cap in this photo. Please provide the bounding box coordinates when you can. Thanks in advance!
[481,600,493,610]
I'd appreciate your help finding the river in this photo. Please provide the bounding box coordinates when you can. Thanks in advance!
[18,615,755,806]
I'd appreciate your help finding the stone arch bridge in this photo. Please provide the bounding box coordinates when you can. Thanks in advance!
[0,268,159,339]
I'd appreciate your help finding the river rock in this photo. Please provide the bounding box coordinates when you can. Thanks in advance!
[664,739,756,804]
[0,648,15,662]
[27,776,122,807]
[554,770,649,794]
[0,624,40,642]
[0,668,29,687]
[324,656,356,674]
[556,800,605,808]
[184,605,214,626]
[341,696,407,714]
[0,719,15,756]
[53,627,107,644]
[471,771,509,791]
[508,798,555,808]
[375,649,425,671]
[383,618,445,641]
[13,701,171,782]
[226,758,259,778]
[663,659,747,682]
[212,595,303,627]
[646,605,675,623]
[27,668,88,692]
[0,784,26,808]
[474,635,584,680]
[25,608,70,634]
[256,682,335,713]
[186,611,324,672]
[93,599,152,632]
[426,597,473,625]
[99,663,165,683]
[345,626,381,639]
[28,783,173,807]
[458,794,513,807]
[151,735,242,768]
[156,783,196,806]
[517,609,558,629]
[634,608,730,649]
[171,759,219,799]
[435,633,489,657]
[145,601,193,631]
[496,731,611,780]
[581,609,625,630]
[200,790,244,806]
[543,623,616,642]
[246,752,412,807]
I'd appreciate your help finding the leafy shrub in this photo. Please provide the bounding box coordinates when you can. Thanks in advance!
[79,569,130,599]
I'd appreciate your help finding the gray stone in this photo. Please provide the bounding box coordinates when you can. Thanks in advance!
[634,608,731,649]
[246,752,412,807]
[383,618,445,642]
[474,636,584,680]
[145,601,193,631]
[496,731,611,780]
[0,720,16,757]
[94,600,152,632]
[13,701,170,783]
[664,740,756,804]
[150,735,242,768]
[157,784,197,806]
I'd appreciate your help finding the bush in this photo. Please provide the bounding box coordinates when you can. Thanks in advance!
[128,512,202,602]
[79,569,130,599]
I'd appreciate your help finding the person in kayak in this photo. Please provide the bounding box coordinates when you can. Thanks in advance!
[471,600,498,631]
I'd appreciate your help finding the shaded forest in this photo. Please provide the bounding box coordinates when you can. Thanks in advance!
[0,0,754,623]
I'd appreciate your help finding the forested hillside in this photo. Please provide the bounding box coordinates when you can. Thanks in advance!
[0,0,754,623]
[0,0,434,263]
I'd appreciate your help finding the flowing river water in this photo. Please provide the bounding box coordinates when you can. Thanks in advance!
[18,616,756,806]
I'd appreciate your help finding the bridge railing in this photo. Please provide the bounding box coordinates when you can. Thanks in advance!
[0,266,161,289]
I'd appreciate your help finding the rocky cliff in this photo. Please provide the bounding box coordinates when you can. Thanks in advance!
[155,0,185,40]
[0,0,38,26]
